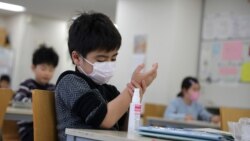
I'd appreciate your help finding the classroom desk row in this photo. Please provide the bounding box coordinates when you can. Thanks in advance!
[4,107,223,141]
[5,107,32,121]
[66,128,167,141]
[146,116,220,129]
[4,107,220,129]
[4,107,166,141]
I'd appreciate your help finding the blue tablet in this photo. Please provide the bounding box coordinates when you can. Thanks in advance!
[138,126,232,141]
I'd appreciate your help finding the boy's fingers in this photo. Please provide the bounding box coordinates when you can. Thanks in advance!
[127,83,134,90]
[128,88,133,95]
[145,63,158,76]
[131,80,141,89]
[142,80,147,89]
[141,80,147,94]
[134,64,145,73]
[152,63,158,70]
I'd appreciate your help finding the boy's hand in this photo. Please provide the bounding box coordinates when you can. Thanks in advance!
[132,63,158,87]
[185,115,193,121]
[127,80,147,101]
[211,115,220,124]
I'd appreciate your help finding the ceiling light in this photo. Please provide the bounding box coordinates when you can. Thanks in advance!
[0,2,26,12]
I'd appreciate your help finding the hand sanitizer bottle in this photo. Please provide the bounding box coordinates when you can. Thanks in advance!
[128,88,141,133]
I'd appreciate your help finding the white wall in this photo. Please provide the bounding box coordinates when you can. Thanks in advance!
[199,0,250,108]
[5,14,73,90]
[6,14,28,90]
[112,0,203,106]
[0,15,7,27]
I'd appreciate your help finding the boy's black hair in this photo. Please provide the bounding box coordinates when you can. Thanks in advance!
[177,77,199,97]
[0,74,10,83]
[68,12,121,59]
[32,44,59,67]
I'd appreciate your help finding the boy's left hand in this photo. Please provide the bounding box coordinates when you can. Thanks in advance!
[131,63,158,87]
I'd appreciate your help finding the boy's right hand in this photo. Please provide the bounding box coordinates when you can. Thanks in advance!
[127,80,147,101]
[131,63,158,87]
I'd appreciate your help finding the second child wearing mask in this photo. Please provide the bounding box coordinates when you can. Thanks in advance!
[164,77,220,123]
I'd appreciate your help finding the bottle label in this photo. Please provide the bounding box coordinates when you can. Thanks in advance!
[135,104,141,113]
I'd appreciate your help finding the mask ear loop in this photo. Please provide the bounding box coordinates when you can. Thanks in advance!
[77,55,91,74]
[83,58,94,66]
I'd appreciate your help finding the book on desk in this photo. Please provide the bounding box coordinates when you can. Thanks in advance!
[138,126,233,141]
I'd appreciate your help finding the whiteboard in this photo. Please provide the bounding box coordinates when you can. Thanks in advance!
[199,1,250,84]
[198,0,250,109]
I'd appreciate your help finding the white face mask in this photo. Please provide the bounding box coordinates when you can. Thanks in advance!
[78,58,116,85]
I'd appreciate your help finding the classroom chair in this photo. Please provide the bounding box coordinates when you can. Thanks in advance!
[2,120,20,141]
[220,107,250,131]
[143,103,166,125]
[0,89,13,129]
[1,89,20,141]
[32,89,57,141]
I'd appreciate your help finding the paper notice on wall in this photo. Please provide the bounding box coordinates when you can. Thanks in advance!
[0,47,13,75]
[199,43,213,82]
[236,16,250,38]
[248,43,250,57]
[214,13,234,39]
[202,17,215,40]
[132,54,146,73]
[132,35,147,73]
[222,40,243,61]
[134,35,147,54]
[219,67,238,76]
[218,66,240,82]
[240,62,250,82]
[212,42,221,57]
[242,41,250,61]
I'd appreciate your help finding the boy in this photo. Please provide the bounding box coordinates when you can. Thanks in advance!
[14,44,59,141]
[55,12,158,141]
[0,74,11,88]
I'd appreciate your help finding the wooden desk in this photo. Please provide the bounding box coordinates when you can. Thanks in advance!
[5,107,32,121]
[146,117,220,129]
[65,128,168,141]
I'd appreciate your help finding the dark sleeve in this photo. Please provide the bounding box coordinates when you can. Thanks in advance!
[103,84,120,100]
[13,80,32,102]
[71,91,108,127]
[118,111,128,130]
[47,84,56,91]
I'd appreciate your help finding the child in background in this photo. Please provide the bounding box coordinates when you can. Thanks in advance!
[0,74,11,88]
[164,77,220,123]
[14,44,59,141]
[0,75,11,141]
[55,12,158,141]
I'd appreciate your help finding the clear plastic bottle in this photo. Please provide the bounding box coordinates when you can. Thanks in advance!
[128,88,141,133]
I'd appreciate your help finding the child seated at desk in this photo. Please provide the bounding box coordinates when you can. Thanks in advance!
[13,44,59,141]
[0,74,11,88]
[55,12,158,141]
[164,77,220,124]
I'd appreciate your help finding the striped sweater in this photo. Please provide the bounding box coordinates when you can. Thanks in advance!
[13,79,55,141]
